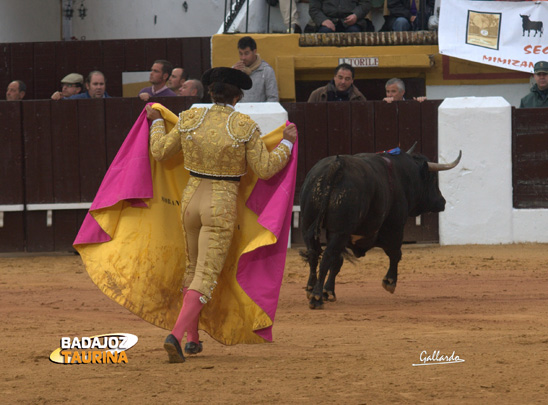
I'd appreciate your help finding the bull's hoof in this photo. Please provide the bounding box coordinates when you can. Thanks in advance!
[382,278,396,294]
[323,290,337,302]
[308,297,324,310]
[305,286,313,299]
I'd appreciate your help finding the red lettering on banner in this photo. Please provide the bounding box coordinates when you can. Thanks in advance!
[523,45,548,55]
[482,55,534,69]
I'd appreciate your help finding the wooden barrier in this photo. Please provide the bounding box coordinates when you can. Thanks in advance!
[512,107,548,209]
[1,99,546,252]
[0,102,25,252]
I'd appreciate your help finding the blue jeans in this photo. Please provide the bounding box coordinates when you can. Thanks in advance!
[392,17,411,32]
[318,20,362,33]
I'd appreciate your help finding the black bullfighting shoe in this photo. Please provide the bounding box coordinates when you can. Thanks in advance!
[164,334,185,363]
[184,341,203,355]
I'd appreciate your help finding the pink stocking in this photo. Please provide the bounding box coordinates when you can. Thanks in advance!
[171,290,203,343]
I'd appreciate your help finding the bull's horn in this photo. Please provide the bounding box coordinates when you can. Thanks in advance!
[427,151,462,171]
[406,141,418,154]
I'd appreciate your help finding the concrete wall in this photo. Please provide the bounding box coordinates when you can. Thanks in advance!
[0,0,226,42]
[0,0,61,42]
[427,83,531,108]
[438,96,548,245]
[71,0,225,40]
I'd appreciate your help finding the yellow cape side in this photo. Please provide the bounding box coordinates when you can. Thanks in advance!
[76,103,285,345]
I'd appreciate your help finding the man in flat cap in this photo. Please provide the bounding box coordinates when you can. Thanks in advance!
[51,73,84,100]
[520,61,548,108]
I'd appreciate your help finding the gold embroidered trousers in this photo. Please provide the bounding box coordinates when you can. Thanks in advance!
[181,176,239,302]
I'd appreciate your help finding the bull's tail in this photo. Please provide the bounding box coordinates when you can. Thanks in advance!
[312,156,344,240]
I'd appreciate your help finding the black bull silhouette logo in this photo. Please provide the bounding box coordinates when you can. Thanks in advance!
[520,14,543,38]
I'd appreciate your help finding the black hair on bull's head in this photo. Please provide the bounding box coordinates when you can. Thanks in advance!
[410,154,446,215]
[411,151,461,215]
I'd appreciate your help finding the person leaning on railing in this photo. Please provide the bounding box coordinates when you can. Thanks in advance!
[308,63,366,102]
[5,80,26,101]
[51,73,84,100]
[67,71,110,99]
[383,77,427,103]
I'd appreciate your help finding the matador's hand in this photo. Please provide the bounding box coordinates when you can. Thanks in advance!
[283,123,297,144]
[146,105,162,121]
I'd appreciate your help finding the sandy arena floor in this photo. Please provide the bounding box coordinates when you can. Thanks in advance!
[1,243,547,404]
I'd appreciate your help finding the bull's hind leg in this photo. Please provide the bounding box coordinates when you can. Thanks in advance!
[323,254,343,302]
[309,234,347,309]
[302,231,321,300]
[304,249,320,300]
[381,247,402,294]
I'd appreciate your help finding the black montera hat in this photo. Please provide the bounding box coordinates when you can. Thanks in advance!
[201,67,252,90]
[534,61,548,74]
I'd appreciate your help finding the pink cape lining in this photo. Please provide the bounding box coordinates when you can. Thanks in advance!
[73,107,298,342]
[241,120,298,340]
[73,108,152,245]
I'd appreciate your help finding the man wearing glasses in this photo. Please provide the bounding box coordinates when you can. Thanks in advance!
[51,73,84,100]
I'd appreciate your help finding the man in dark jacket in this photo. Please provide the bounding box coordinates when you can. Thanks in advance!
[383,0,435,32]
[308,63,366,102]
[520,61,548,108]
[309,0,373,33]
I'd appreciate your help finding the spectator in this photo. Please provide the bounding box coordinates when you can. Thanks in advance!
[308,63,366,102]
[383,77,427,103]
[179,79,204,99]
[280,0,302,33]
[6,80,26,101]
[67,71,110,99]
[51,73,84,100]
[168,67,188,93]
[520,61,548,108]
[383,0,435,32]
[232,36,279,102]
[309,0,373,33]
[139,60,177,101]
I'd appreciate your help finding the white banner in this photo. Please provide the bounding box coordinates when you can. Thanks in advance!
[439,0,548,73]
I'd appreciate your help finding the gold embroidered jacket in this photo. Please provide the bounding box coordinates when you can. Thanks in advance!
[150,104,291,180]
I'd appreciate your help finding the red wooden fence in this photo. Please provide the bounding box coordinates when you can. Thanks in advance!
[2,100,545,252]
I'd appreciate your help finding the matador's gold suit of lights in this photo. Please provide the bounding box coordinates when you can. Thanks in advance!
[150,104,291,303]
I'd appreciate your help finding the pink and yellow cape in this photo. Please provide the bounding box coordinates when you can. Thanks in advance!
[74,104,298,345]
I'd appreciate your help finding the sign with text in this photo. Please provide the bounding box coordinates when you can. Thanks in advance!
[439,0,548,73]
[338,57,379,67]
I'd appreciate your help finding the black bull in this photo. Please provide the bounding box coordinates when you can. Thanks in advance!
[300,148,461,309]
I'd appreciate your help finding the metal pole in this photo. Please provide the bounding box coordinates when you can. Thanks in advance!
[420,0,425,31]
[224,0,227,33]
[267,3,271,33]
[289,0,293,33]
[245,0,249,33]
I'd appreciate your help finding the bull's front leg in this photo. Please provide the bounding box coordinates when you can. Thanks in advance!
[381,248,402,294]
